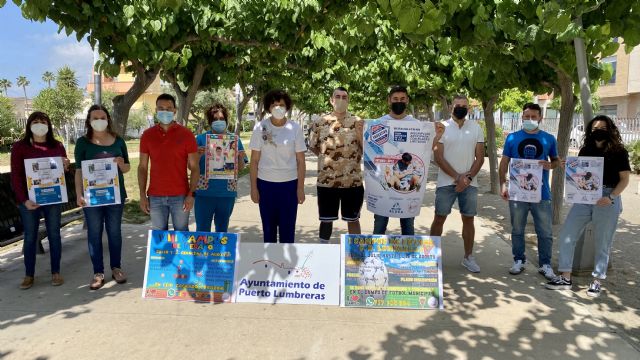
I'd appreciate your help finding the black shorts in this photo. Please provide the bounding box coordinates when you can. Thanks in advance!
[317,186,364,222]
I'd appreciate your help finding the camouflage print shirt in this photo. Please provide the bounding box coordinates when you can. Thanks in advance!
[309,113,363,188]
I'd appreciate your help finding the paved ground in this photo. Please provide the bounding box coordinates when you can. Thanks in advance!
[0,155,638,359]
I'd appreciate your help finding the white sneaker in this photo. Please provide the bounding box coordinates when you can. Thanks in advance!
[462,256,481,273]
[509,260,526,275]
[538,264,556,280]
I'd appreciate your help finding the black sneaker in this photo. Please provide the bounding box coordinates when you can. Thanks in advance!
[587,279,601,298]
[545,276,572,290]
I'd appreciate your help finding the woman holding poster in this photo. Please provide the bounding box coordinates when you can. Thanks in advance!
[194,104,245,232]
[546,115,631,298]
[10,111,70,289]
[74,105,130,290]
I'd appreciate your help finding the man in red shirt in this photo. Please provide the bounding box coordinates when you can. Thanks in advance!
[138,94,199,231]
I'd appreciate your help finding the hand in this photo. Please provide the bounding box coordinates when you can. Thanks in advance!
[24,200,40,210]
[454,173,471,193]
[250,187,260,204]
[435,122,445,138]
[183,195,194,212]
[62,157,71,171]
[559,158,566,168]
[355,120,364,138]
[500,183,509,201]
[139,196,150,214]
[297,188,305,204]
[77,196,87,207]
[197,146,206,156]
[113,157,125,170]
[596,196,613,207]
[538,160,553,170]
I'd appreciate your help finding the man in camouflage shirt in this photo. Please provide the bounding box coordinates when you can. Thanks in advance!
[308,87,364,243]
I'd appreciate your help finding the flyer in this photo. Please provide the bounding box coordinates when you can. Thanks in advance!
[564,156,604,204]
[341,234,443,310]
[363,119,434,218]
[142,230,239,303]
[205,133,238,180]
[508,158,543,203]
[81,157,121,207]
[24,157,68,205]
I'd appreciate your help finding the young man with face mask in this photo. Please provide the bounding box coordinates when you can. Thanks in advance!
[308,87,364,243]
[430,94,485,273]
[373,86,418,235]
[138,93,200,231]
[498,103,559,279]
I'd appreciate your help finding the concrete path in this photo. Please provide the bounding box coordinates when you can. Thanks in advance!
[0,155,638,359]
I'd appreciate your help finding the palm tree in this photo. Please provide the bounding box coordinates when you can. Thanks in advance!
[0,78,11,96]
[42,71,55,88]
[16,76,30,113]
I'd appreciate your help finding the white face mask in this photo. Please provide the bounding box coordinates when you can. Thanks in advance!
[31,123,49,137]
[271,105,287,120]
[522,119,539,131]
[90,119,109,132]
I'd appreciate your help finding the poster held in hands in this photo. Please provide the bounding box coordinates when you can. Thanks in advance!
[564,156,604,204]
[81,157,121,207]
[24,157,68,205]
[508,159,543,203]
[205,134,238,180]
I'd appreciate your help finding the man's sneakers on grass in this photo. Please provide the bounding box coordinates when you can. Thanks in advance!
[545,275,572,290]
[509,260,526,275]
[538,264,556,280]
[587,279,601,298]
[462,255,480,273]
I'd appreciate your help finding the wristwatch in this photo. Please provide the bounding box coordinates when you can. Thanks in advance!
[608,193,617,201]
[466,175,473,181]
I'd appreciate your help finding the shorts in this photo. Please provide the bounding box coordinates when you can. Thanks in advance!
[317,185,364,222]
[435,185,478,217]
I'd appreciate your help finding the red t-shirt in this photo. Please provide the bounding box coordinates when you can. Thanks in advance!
[10,139,68,204]
[139,123,198,196]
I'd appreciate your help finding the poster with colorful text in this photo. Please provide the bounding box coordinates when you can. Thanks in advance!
[564,156,604,204]
[205,133,238,180]
[508,159,543,203]
[24,157,68,205]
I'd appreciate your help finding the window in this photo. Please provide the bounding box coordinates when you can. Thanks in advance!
[601,56,617,85]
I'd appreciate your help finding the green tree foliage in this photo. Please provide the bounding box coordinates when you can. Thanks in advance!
[497,89,535,114]
[0,78,13,96]
[0,95,17,138]
[16,76,29,104]
[42,71,55,88]
[31,67,84,132]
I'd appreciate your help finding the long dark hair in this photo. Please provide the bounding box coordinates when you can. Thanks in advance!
[85,104,117,140]
[583,115,625,153]
[22,111,58,147]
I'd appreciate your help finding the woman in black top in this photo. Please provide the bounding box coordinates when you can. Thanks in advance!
[546,115,631,297]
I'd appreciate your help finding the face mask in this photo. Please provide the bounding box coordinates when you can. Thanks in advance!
[271,105,287,120]
[453,106,468,119]
[31,123,48,137]
[90,119,109,132]
[333,98,348,113]
[211,120,227,133]
[156,111,174,124]
[592,129,608,142]
[390,102,407,115]
[522,119,539,131]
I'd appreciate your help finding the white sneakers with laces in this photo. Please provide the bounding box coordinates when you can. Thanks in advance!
[462,255,480,273]
[509,260,526,275]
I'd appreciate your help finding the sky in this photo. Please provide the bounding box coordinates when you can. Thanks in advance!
[0,2,93,98]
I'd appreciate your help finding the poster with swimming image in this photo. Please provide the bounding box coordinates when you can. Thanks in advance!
[564,156,604,204]
[205,133,238,180]
[24,157,68,205]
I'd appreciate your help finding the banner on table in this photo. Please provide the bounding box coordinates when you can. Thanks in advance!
[363,119,433,218]
[205,133,238,180]
[142,230,239,303]
[234,243,341,305]
[341,234,443,310]
[24,157,68,205]
[81,157,121,207]
[564,156,604,204]
[508,159,543,203]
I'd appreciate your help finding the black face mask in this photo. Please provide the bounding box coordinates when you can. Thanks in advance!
[453,106,468,119]
[391,102,407,115]
[591,129,608,142]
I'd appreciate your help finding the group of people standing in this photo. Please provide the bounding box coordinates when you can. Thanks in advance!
[10,86,630,298]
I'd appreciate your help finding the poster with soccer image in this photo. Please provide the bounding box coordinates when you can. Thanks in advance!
[564,156,604,204]
[205,133,238,180]
[363,119,434,218]
[508,159,543,203]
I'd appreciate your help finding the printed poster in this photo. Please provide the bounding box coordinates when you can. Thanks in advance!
[142,230,239,303]
[364,119,434,218]
[341,234,443,310]
[234,243,340,305]
[24,157,68,205]
[564,156,604,204]
[81,157,121,207]
[508,159,543,203]
[205,133,238,180]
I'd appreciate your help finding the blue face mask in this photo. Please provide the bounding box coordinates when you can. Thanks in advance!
[156,111,174,124]
[211,120,227,133]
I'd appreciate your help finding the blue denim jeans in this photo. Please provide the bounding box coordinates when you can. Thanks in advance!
[435,185,478,217]
[194,196,236,233]
[19,203,62,277]
[149,196,190,231]
[373,214,415,235]
[509,200,553,266]
[558,188,622,279]
[83,204,124,274]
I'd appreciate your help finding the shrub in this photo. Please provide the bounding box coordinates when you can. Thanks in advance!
[626,140,640,174]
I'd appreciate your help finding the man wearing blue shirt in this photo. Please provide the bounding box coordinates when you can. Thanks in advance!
[499,103,559,279]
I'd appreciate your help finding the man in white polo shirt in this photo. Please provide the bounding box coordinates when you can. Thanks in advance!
[430,94,485,273]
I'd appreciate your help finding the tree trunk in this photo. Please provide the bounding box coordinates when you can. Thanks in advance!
[482,96,500,194]
[425,103,435,121]
[549,67,576,225]
[236,83,255,135]
[112,63,159,136]
[439,95,451,120]
[166,63,206,128]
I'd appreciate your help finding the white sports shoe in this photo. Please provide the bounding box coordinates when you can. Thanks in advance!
[509,260,526,275]
[538,264,556,280]
[462,256,481,273]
